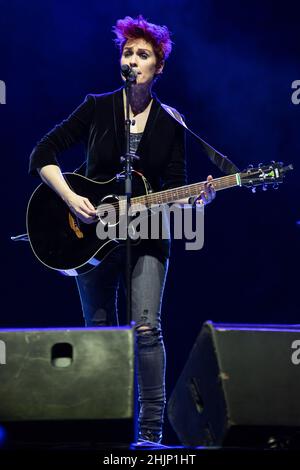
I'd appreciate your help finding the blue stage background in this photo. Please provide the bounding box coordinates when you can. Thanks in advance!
[1,0,299,444]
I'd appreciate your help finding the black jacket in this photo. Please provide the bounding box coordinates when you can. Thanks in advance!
[29,87,187,259]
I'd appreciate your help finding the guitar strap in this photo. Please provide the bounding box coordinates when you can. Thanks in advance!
[161,103,240,175]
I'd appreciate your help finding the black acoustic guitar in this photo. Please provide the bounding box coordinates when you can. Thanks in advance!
[26,162,293,276]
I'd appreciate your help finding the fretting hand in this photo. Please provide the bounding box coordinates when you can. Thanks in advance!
[193,175,216,206]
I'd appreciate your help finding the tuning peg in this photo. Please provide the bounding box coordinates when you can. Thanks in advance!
[262,184,268,191]
[116,173,125,182]
[251,187,256,193]
[258,162,263,168]
[271,160,282,168]
[273,183,279,190]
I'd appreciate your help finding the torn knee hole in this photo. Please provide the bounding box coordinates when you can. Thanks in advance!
[136,328,161,348]
[137,326,152,333]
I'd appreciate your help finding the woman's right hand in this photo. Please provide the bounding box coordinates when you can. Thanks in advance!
[64,191,97,224]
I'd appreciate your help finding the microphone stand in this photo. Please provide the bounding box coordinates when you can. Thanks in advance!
[120,76,139,326]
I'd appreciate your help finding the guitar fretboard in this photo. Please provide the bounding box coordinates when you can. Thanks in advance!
[131,174,240,206]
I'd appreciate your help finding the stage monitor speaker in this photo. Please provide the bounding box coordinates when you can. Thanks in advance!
[0,327,135,447]
[168,321,300,448]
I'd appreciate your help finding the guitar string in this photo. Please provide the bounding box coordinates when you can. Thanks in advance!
[92,169,278,226]
[94,180,238,223]
[93,177,238,226]
[94,175,238,215]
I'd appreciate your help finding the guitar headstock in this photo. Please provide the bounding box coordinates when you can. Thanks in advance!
[239,161,293,192]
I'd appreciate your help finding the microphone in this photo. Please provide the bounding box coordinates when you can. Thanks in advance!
[121,64,137,82]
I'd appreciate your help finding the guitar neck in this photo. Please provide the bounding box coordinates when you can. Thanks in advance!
[132,173,241,207]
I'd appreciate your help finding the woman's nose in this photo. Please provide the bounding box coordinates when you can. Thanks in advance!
[129,56,137,67]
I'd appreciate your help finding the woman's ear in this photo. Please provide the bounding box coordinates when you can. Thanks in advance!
[156,60,165,75]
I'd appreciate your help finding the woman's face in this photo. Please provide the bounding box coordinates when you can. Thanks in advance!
[121,38,163,85]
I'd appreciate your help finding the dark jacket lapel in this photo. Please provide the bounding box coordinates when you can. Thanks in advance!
[137,95,161,157]
[112,87,162,158]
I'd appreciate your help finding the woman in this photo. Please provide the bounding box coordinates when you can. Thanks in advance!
[29,15,215,444]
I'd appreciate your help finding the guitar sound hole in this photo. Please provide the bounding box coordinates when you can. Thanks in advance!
[98,196,119,227]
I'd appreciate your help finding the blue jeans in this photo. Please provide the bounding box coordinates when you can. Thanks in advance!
[75,247,169,436]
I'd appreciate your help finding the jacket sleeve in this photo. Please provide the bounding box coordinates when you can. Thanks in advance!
[28,94,95,176]
[161,122,187,190]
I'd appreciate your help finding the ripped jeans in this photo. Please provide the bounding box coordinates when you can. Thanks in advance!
[75,247,169,436]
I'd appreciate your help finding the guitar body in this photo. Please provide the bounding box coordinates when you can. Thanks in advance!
[26,172,149,276]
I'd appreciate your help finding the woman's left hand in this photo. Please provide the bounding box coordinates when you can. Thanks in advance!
[195,175,216,206]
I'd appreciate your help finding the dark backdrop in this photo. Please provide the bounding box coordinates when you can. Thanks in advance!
[1,0,299,444]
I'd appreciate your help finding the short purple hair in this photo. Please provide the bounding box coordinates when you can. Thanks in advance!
[113,15,173,67]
